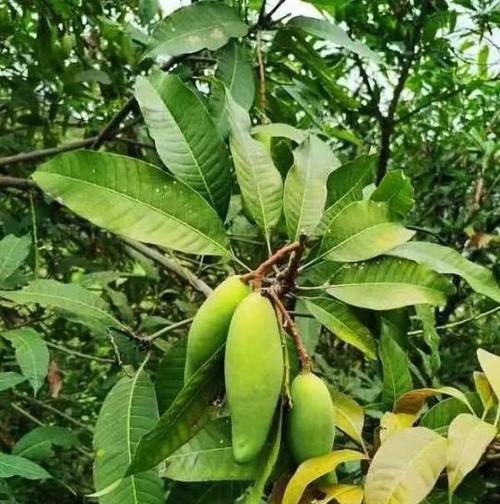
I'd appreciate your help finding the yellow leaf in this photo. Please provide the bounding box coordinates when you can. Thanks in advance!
[316,484,364,504]
[473,371,497,412]
[330,389,365,448]
[379,412,416,443]
[447,413,497,494]
[394,387,474,416]
[477,349,500,401]
[365,427,447,504]
[282,449,366,504]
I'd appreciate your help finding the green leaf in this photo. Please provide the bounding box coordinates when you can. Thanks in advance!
[477,349,500,400]
[370,170,414,220]
[379,333,413,409]
[33,151,230,257]
[166,482,246,503]
[145,3,248,58]
[134,75,231,218]
[329,389,365,448]
[94,365,163,504]
[12,426,77,461]
[387,241,500,302]
[415,305,441,374]
[295,299,321,354]
[364,428,447,504]
[0,329,49,395]
[316,484,364,504]
[394,387,474,416]
[304,297,376,359]
[319,201,415,262]
[326,258,455,310]
[0,280,122,329]
[251,123,308,144]
[226,92,283,241]
[284,136,339,241]
[0,454,51,480]
[0,234,31,283]
[0,372,26,392]
[288,16,382,64]
[128,347,225,475]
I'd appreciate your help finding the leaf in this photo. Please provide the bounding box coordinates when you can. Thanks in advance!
[134,75,231,218]
[0,372,25,392]
[387,241,500,302]
[155,337,187,414]
[0,234,31,283]
[0,454,51,480]
[477,349,500,400]
[473,371,497,412]
[12,426,77,461]
[251,123,308,144]
[329,389,365,447]
[316,484,364,504]
[364,427,447,504]
[447,414,497,494]
[319,201,415,262]
[295,299,321,354]
[370,170,414,220]
[415,305,441,374]
[284,136,339,241]
[288,16,382,64]
[93,365,163,504]
[33,151,230,257]
[226,92,283,240]
[379,412,417,443]
[145,3,248,59]
[1,329,49,395]
[379,333,413,409]
[394,387,474,416]
[166,482,246,503]
[282,449,366,504]
[0,280,122,329]
[128,347,225,475]
[327,257,455,310]
[304,297,377,359]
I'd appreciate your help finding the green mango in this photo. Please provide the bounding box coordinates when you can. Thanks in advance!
[225,293,284,463]
[287,372,335,465]
[184,276,251,381]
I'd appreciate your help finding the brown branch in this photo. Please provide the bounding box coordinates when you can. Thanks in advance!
[0,176,36,189]
[279,233,308,295]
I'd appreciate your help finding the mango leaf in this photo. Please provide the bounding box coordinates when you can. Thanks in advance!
[134,75,231,218]
[94,365,163,504]
[13,426,77,461]
[282,449,366,504]
[304,297,376,359]
[0,372,25,391]
[370,170,414,220]
[319,201,415,262]
[251,123,308,144]
[295,299,321,354]
[477,349,500,400]
[395,387,474,416]
[0,329,49,395]
[447,414,497,495]
[0,280,123,330]
[166,482,246,503]
[145,3,248,59]
[128,346,225,475]
[284,136,339,241]
[364,428,447,504]
[473,371,497,412]
[0,234,31,283]
[33,151,230,257]
[327,258,455,310]
[415,305,441,374]
[226,92,283,241]
[379,412,417,443]
[316,484,363,504]
[329,389,365,448]
[0,454,51,480]
[379,333,413,409]
[387,241,500,302]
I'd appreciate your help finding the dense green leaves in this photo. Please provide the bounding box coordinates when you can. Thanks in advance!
[370,170,415,220]
[0,372,25,391]
[13,426,77,460]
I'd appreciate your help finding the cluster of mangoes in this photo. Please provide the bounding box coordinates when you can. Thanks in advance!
[184,275,335,468]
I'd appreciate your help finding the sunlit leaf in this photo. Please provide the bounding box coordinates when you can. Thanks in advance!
[370,170,414,220]
[473,371,497,413]
[379,412,417,443]
[477,349,500,401]
[329,389,365,447]
[251,123,308,144]
[316,484,363,504]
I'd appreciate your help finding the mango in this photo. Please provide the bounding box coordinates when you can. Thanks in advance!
[225,293,284,463]
[287,372,335,465]
[184,276,251,381]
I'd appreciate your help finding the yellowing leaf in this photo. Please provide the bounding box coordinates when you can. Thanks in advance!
[329,389,365,448]
[379,412,416,443]
[473,371,497,412]
[477,349,500,401]
[447,413,497,494]
[282,449,366,504]
[316,484,364,504]
[364,427,447,504]
[394,387,474,416]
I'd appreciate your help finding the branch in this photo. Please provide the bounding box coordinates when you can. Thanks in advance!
[0,175,36,189]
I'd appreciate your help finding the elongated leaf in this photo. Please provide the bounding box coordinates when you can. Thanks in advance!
[473,371,497,412]
[387,241,500,302]
[94,365,163,504]
[415,305,440,374]
[0,234,31,282]
[128,347,225,475]
[316,484,363,504]
[295,299,321,354]
[379,333,413,409]
[364,427,447,504]
[0,372,25,391]
[477,349,500,400]
[304,297,376,359]
[226,92,283,240]
[379,412,417,443]
[284,136,339,241]
[13,426,77,460]
[0,454,51,480]
[1,329,49,395]
[319,201,415,262]
[447,414,497,494]
[395,387,474,416]
[0,280,122,329]
[135,75,231,217]
[282,450,366,504]
[251,123,308,144]
[370,170,414,220]
[327,258,455,310]
[288,17,382,64]
[145,3,248,58]
[33,151,230,257]
[329,389,365,447]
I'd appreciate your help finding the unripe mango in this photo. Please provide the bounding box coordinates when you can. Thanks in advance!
[184,276,251,381]
[287,372,335,465]
[225,293,284,463]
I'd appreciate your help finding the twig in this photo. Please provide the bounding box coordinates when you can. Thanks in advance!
[256,30,268,119]
[11,403,45,426]
[279,234,308,295]
[46,341,115,363]
[138,317,193,342]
